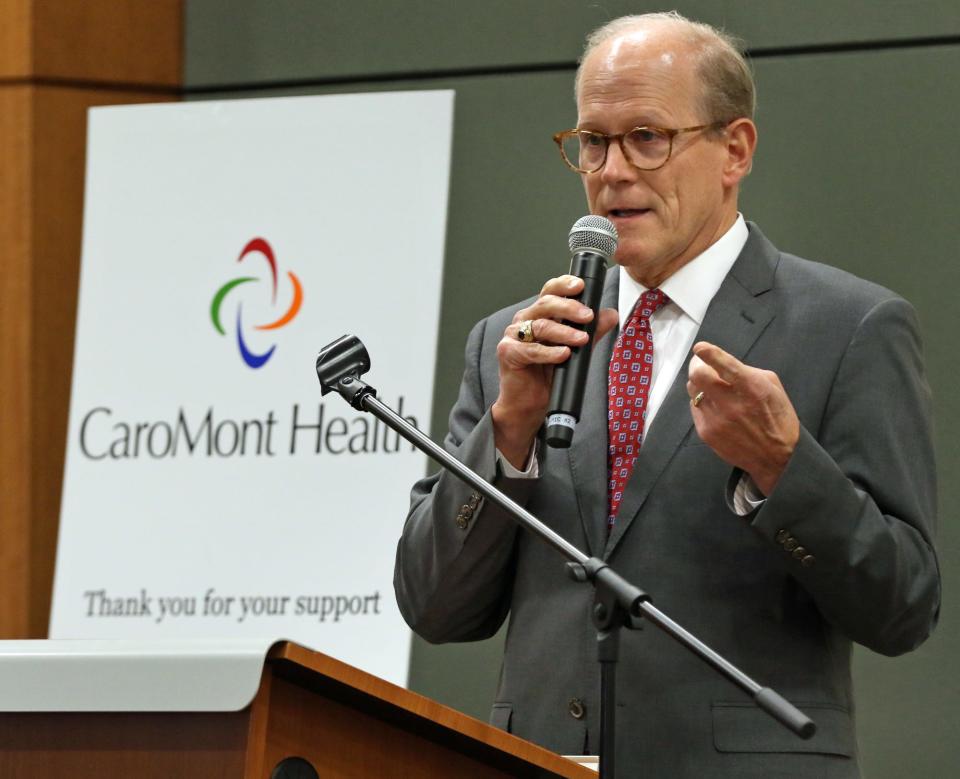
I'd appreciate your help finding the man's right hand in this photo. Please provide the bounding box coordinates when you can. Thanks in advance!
[492,274,619,469]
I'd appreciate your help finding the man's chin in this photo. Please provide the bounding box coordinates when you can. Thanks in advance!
[613,242,677,286]
[614,240,659,270]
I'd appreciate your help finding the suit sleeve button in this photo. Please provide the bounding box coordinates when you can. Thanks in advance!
[775,529,790,544]
[468,492,482,510]
[783,538,799,552]
[801,555,816,568]
[456,514,469,529]
[791,546,807,560]
[568,698,585,720]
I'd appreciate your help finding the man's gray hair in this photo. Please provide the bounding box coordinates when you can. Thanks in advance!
[575,11,756,123]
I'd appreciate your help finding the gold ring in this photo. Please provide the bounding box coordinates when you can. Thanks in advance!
[692,391,705,408]
[517,320,535,343]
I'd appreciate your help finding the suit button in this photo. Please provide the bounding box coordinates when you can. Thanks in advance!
[459,504,474,519]
[467,492,482,510]
[783,538,799,552]
[801,555,816,568]
[791,546,807,560]
[775,529,790,544]
[455,513,469,529]
[568,698,585,720]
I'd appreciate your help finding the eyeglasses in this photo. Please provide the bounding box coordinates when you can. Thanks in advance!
[552,122,729,174]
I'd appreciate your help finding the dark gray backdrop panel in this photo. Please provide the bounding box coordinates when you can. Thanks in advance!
[186,0,960,86]
[745,45,959,778]
[185,4,959,776]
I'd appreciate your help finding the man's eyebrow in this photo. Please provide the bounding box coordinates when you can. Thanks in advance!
[577,115,668,130]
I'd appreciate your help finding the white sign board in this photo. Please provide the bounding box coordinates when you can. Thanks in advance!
[49,91,455,686]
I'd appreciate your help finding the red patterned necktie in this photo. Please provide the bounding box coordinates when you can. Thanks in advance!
[607,288,669,531]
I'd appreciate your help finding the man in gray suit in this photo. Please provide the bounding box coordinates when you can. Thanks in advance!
[395,12,939,777]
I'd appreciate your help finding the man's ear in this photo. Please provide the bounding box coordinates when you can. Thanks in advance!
[722,118,757,185]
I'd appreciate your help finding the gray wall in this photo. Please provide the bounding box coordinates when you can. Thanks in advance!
[185,2,960,775]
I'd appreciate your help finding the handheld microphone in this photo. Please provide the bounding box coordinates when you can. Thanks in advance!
[545,215,618,448]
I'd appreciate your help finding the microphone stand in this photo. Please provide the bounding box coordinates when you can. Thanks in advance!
[316,335,815,779]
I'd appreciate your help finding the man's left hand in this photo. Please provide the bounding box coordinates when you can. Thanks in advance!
[686,341,799,496]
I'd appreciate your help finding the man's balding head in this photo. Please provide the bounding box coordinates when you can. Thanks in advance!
[575,12,755,126]
[572,12,758,287]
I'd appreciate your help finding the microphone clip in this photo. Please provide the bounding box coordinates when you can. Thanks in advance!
[316,334,377,410]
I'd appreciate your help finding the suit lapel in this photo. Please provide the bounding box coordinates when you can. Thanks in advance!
[602,225,781,559]
[566,267,619,557]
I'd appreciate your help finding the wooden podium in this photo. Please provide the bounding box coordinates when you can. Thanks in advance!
[0,640,594,778]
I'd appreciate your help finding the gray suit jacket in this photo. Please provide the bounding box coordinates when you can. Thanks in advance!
[394,224,939,778]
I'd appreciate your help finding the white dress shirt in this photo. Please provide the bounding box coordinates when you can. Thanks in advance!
[617,214,748,434]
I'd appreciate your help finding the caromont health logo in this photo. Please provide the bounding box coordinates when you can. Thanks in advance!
[210,238,303,368]
[73,235,419,462]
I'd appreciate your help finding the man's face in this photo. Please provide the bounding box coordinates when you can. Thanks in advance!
[577,29,736,286]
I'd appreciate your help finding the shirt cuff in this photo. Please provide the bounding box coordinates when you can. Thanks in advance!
[496,442,539,479]
[732,472,766,515]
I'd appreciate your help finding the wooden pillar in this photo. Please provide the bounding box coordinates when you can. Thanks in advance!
[0,0,182,637]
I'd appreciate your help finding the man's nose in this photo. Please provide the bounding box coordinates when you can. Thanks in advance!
[600,137,638,184]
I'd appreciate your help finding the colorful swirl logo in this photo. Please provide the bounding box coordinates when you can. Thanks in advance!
[210,238,304,369]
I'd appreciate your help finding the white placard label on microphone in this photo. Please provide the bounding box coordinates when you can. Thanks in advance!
[548,413,577,430]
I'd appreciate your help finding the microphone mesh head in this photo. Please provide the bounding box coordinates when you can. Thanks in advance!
[568,215,619,259]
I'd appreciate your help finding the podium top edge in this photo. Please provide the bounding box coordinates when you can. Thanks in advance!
[0,637,284,712]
